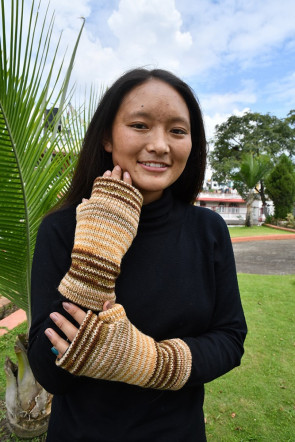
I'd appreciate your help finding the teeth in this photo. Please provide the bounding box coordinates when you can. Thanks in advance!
[141,162,167,168]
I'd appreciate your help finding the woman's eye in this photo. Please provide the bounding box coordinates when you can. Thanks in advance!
[171,128,187,135]
[130,123,147,129]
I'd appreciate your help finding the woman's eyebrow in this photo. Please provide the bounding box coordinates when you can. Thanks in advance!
[127,110,151,119]
[127,111,190,126]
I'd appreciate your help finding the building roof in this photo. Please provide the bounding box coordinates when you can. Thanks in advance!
[197,197,245,203]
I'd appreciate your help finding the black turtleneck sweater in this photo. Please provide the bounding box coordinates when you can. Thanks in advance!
[28,190,247,442]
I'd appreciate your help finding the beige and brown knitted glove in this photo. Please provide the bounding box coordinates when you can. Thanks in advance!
[58,177,143,311]
[56,304,192,391]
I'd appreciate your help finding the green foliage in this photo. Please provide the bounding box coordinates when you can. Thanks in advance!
[0,0,99,322]
[232,153,272,197]
[231,153,272,226]
[0,322,27,400]
[265,155,295,219]
[205,274,295,441]
[285,213,295,228]
[210,111,294,185]
[264,214,277,225]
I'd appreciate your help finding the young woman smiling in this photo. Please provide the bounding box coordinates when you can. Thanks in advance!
[28,68,247,442]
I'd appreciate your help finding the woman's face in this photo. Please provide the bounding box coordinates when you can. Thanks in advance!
[104,79,192,204]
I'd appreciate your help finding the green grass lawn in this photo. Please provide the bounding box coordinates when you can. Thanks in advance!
[204,274,295,441]
[228,225,292,238]
[0,274,294,441]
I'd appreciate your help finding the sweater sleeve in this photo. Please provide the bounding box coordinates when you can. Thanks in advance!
[183,213,247,386]
[28,208,80,395]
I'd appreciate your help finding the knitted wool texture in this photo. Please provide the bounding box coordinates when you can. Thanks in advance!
[56,304,192,390]
[58,177,143,311]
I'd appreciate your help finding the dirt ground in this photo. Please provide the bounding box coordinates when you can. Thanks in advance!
[233,239,295,275]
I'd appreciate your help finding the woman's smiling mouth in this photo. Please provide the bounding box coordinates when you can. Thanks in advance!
[138,161,170,171]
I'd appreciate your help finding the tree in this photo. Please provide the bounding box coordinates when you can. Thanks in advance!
[232,154,272,227]
[209,111,294,213]
[0,0,99,437]
[265,155,295,219]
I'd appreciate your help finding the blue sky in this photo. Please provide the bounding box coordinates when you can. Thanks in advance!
[22,0,295,139]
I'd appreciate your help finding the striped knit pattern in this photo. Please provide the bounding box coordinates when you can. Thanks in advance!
[58,177,143,311]
[56,304,192,391]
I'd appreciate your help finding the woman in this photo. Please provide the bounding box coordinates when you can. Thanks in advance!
[28,68,247,441]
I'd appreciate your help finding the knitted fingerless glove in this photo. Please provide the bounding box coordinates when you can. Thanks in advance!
[56,304,192,391]
[58,178,143,311]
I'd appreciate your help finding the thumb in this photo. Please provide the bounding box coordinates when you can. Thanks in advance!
[103,301,114,311]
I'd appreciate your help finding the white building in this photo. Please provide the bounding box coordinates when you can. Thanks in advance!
[196,178,268,225]
[196,192,263,225]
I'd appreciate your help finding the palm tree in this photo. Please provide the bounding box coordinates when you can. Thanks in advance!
[0,0,99,437]
[232,154,272,227]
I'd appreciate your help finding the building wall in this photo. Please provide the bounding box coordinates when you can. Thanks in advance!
[196,192,260,225]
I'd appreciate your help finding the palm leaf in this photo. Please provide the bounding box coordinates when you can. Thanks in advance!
[233,154,272,190]
[0,0,89,322]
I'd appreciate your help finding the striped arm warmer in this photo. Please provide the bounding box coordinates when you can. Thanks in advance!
[56,304,192,391]
[58,177,143,311]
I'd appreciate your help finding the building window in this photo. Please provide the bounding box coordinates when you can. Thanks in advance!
[229,203,239,213]
[217,202,226,213]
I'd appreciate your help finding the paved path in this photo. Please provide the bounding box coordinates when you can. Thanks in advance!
[232,239,295,275]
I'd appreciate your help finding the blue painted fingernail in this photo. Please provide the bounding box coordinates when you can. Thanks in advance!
[51,346,59,356]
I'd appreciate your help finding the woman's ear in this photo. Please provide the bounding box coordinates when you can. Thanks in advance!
[104,140,113,153]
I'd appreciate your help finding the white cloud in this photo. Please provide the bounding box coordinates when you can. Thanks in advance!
[81,0,192,84]
[204,108,250,142]
[264,72,295,110]
[19,0,295,119]
[177,0,295,71]
[200,88,256,116]
[39,0,194,89]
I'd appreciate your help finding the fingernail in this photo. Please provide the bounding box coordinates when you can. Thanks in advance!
[82,198,87,203]
[50,313,58,322]
[124,171,130,179]
[63,302,71,311]
[51,347,59,356]
[45,329,53,337]
[115,165,121,171]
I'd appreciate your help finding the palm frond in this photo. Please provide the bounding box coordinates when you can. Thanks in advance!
[0,0,92,321]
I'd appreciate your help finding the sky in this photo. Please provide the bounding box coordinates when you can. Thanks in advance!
[15,0,295,141]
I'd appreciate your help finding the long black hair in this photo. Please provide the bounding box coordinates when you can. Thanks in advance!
[60,68,207,207]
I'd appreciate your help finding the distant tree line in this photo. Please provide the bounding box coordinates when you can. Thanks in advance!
[209,111,295,223]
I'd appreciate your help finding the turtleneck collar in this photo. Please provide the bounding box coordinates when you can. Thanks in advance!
[137,188,183,234]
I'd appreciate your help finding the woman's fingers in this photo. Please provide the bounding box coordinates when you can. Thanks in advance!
[123,171,132,185]
[103,301,114,311]
[111,165,122,180]
[103,170,112,178]
[46,303,114,358]
[62,302,87,325]
[45,306,85,358]
[45,328,69,359]
[102,166,132,185]
[49,311,79,342]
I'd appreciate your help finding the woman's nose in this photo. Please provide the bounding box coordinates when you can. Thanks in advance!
[146,128,169,154]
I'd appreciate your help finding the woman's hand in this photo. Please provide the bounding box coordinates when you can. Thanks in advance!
[80,166,132,204]
[45,301,112,358]
[103,165,132,184]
